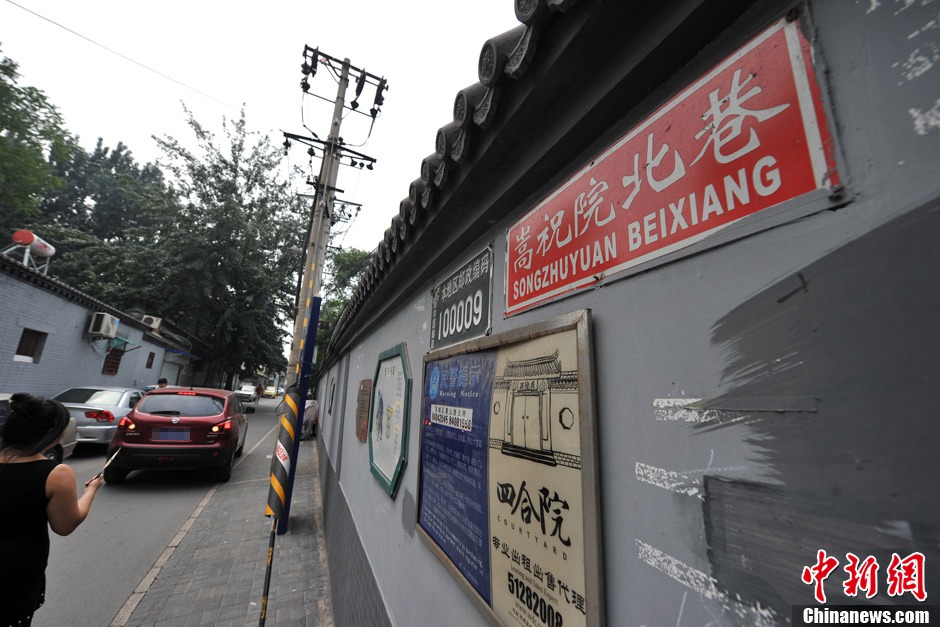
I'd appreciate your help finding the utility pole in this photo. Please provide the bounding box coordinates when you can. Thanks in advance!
[275,49,383,535]
[285,59,350,388]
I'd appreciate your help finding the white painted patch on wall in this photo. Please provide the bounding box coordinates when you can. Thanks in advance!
[636,540,780,626]
[878,520,916,541]
[635,462,702,498]
[910,98,940,133]
[901,43,939,81]
[636,539,723,600]
[895,0,929,16]
[907,12,940,39]
[653,398,713,422]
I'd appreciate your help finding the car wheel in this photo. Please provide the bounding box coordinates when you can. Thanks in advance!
[235,426,247,458]
[104,466,129,484]
[214,448,235,482]
[44,446,63,465]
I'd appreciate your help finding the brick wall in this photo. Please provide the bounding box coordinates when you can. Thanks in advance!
[0,272,164,396]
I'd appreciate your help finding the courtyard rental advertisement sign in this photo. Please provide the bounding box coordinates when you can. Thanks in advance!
[506,18,840,315]
[417,311,601,627]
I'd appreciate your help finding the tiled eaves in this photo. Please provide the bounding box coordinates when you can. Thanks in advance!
[0,253,148,333]
[326,0,581,360]
[0,253,206,354]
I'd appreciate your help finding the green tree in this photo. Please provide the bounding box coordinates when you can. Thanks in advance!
[40,139,175,238]
[29,140,180,302]
[313,246,371,371]
[0,48,72,226]
[153,106,304,376]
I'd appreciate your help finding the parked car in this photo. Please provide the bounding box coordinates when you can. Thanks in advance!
[53,386,144,446]
[104,387,252,483]
[263,386,277,399]
[235,384,258,404]
[300,399,319,440]
[0,392,77,462]
[0,392,13,434]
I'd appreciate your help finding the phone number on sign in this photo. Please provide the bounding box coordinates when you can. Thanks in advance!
[429,404,473,431]
[508,572,563,627]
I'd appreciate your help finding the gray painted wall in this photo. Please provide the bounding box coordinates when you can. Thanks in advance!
[1,272,170,396]
[315,2,940,625]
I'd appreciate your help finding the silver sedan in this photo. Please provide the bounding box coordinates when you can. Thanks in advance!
[52,386,145,445]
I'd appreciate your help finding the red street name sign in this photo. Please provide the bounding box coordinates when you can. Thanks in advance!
[505,18,840,316]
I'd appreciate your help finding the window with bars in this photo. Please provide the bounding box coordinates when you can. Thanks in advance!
[14,328,47,363]
[102,347,125,375]
[146,351,155,368]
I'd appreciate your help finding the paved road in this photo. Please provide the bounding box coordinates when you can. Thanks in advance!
[38,397,284,626]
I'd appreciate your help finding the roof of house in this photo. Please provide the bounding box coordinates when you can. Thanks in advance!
[0,252,204,354]
[324,0,584,361]
[320,0,766,367]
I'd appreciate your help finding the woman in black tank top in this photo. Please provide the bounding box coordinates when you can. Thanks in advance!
[0,394,104,627]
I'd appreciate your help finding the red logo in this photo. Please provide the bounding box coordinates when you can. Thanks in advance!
[887,552,927,602]
[802,550,840,603]
[802,551,927,603]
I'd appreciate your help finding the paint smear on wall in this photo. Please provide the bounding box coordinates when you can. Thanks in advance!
[701,196,940,614]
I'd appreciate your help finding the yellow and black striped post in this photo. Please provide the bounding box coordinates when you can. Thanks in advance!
[259,388,302,626]
[265,389,302,519]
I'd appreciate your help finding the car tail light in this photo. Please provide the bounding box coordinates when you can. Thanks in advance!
[118,416,136,430]
[179,391,197,396]
[211,419,232,433]
[85,410,115,422]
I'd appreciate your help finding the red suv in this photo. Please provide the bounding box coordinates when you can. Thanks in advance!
[105,387,252,483]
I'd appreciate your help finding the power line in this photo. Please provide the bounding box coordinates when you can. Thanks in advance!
[4,0,237,111]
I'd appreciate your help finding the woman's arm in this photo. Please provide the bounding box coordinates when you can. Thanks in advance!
[46,464,103,536]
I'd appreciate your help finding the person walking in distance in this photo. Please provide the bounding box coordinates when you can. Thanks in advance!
[0,393,105,626]
[157,377,168,388]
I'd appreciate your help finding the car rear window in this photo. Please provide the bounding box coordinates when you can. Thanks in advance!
[137,393,225,417]
[54,389,124,405]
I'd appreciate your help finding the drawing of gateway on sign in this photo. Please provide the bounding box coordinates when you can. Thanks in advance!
[491,350,581,469]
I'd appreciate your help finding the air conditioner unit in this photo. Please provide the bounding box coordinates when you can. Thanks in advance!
[88,312,119,339]
[141,315,163,332]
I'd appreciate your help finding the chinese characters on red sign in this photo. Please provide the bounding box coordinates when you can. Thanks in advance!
[801,550,927,604]
[505,19,839,315]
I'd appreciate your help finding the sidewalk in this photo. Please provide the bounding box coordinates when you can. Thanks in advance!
[110,432,333,627]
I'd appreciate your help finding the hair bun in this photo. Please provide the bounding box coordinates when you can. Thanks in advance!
[2,393,66,457]
[10,392,35,409]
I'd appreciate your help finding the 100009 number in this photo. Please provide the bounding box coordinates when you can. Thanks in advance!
[437,290,483,340]
[508,573,563,627]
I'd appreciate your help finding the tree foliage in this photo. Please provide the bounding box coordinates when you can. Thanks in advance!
[151,107,304,374]
[2,46,307,379]
[313,246,371,371]
[0,48,72,222]
[24,140,180,303]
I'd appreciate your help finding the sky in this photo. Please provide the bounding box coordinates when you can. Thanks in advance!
[0,0,520,253]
